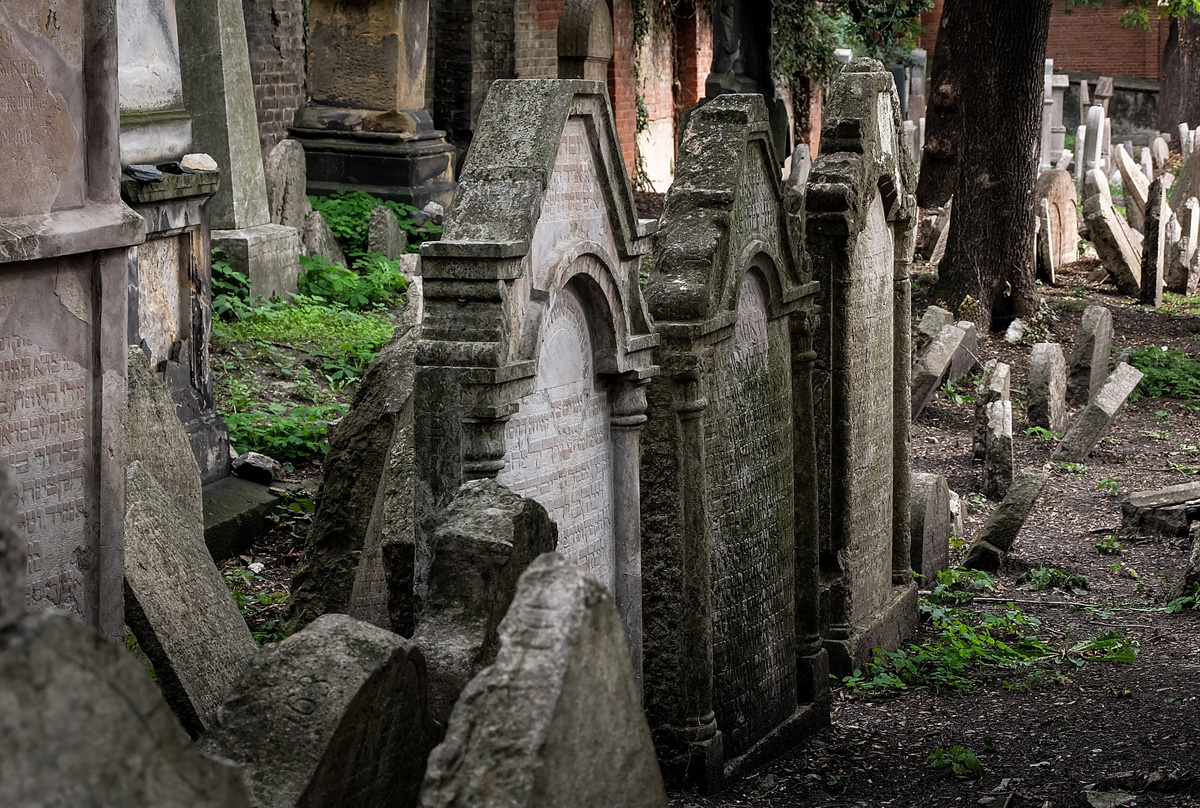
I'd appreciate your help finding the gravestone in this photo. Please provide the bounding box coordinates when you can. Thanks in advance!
[1075,124,1088,190]
[910,472,950,581]
[1078,79,1090,123]
[413,478,558,726]
[1053,363,1144,462]
[949,321,979,382]
[117,0,192,164]
[0,0,145,637]
[1067,304,1114,406]
[263,138,312,231]
[302,210,348,265]
[1114,144,1149,233]
[557,0,613,82]
[1083,168,1142,296]
[1037,198,1057,284]
[368,205,408,259]
[1153,136,1170,169]
[912,324,965,420]
[640,93,825,787]
[908,48,926,123]
[1084,106,1105,173]
[419,554,669,808]
[1141,178,1168,307]
[1039,60,1054,170]
[1029,343,1068,433]
[0,462,20,630]
[200,613,439,808]
[124,350,256,737]
[177,0,300,297]
[1143,147,1155,184]
[973,361,1011,461]
[983,399,1014,500]
[415,81,658,678]
[1168,196,1200,293]
[916,305,955,350]
[1122,481,1200,537]
[928,199,953,268]
[807,58,920,674]
[963,469,1050,571]
[1050,73,1069,163]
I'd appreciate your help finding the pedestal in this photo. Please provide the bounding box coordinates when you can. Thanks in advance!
[212,224,302,299]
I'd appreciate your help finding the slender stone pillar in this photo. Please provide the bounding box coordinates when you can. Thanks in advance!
[611,378,648,684]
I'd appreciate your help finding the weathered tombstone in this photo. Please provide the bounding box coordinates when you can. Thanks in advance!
[973,361,1011,461]
[413,478,558,726]
[1182,124,1192,154]
[1075,124,1089,190]
[916,304,955,349]
[0,0,144,637]
[368,205,408,259]
[301,209,349,265]
[419,554,669,808]
[640,93,825,787]
[1067,304,1114,406]
[963,468,1050,571]
[1052,363,1144,462]
[1029,343,1069,433]
[286,326,420,634]
[263,138,312,231]
[948,321,978,382]
[1050,73,1069,163]
[117,0,192,164]
[807,58,919,673]
[904,119,920,164]
[415,81,658,677]
[1153,136,1170,169]
[983,399,1014,501]
[557,0,613,81]
[1084,106,1106,173]
[1034,169,1079,270]
[1175,522,1200,597]
[177,0,301,297]
[910,472,950,581]
[1037,198,1057,283]
[1114,144,1149,233]
[1121,481,1200,537]
[1078,79,1090,124]
[124,350,257,737]
[1142,146,1155,184]
[1094,76,1114,114]
[200,613,439,808]
[908,48,927,123]
[1083,168,1142,296]
[928,198,953,268]
[1141,178,1168,307]
[1039,59,1054,170]
[1168,196,1200,293]
[912,324,965,420]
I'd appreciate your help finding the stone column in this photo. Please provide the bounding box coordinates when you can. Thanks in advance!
[177,0,300,298]
[907,48,926,122]
[1050,73,1069,163]
[892,210,915,586]
[1040,59,1054,170]
[611,377,647,685]
[293,0,455,209]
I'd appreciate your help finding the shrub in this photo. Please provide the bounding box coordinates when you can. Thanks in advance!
[1129,347,1200,400]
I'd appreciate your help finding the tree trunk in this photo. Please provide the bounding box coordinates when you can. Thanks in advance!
[931,0,1052,331]
[1157,15,1200,134]
[916,4,964,207]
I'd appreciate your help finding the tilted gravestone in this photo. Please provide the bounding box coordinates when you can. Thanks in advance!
[124,350,256,737]
[1067,304,1114,406]
[420,553,669,808]
[806,58,920,674]
[1141,178,1168,307]
[911,323,965,420]
[982,398,1014,501]
[0,0,145,637]
[1053,363,1144,463]
[910,472,950,581]
[415,80,658,675]
[1034,169,1078,271]
[963,468,1050,571]
[973,361,1011,461]
[1083,168,1142,296]
[640,93,826,788]
[1114,144,1149,233]
[1029,342,1069,433]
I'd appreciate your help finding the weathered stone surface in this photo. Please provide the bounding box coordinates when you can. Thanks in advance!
[948,321,978,382]
[0,462,23,630]
[983,400,1014,501]
[301,210,348,265]
[1029,342,1069,433]
[557,0,614,81]
[973,361,1011,461]
[287,326,418,634]
[1113,144,1148,232]
[1140,178,1167,307]
[1174,522,1200,597]
[1034,169,1079,269]
[910,472,950,581]
[420,554,668,808]
[368,205,408,259]
[912,324,965,420]
[202,475,280,560]
[231,451,284,484]
[916,304,954,349]
[213,223,302,298]
[963,469,1050,571]
[413,479,558,726]
[1153,136,1170,169]
[1083,168,1142,296]
[929,198,952,268]
[1052,363,1144,462]
[124,350,257,736]
[1121,481,1200,537]
[1037,198,1057,284]
[1167,196,1198,293]
[264,139,312,230]
[201,613,438,808]
[1067,304,1114,406]
[0,611,251,807]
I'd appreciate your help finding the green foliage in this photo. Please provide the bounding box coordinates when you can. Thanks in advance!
[928,746,983,778]
[1055,461,1089,474]
[1096,534,1125,555]
[1166,583,1200,612]
[926,565,996,605]
[224,403,348,463]
[223,562,291,645]
[297,253,408,310]
[308,190,441,262]
[1017,566,1091,595]
[941,379,973,405]
[1025,426,1060,441]
[1097,476,1120,496]
[1066,0,1200,30]
[214,303,394,355]
[211,249,255,321]
[1128,347,1200,400]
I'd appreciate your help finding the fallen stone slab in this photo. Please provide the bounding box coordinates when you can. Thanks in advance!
[201,613,438,808]
[1113,143,1148,232]
[1052,363,1144,463]
[420,554,668,808]
[910,472,951,581]
[124,350,257,737]
[912,323,965,420]
[1028,342,1069,433]
[983,400,1014,501]
[413,479,558,726]
[1121,480,1200,537]
[947,321,978,382]
[1067,304,1113,406]
[916,304,954,350]
[973,361,1011,461]
[203,475,280,561]
[0,611,251,807]
[963,468,1051,571]
[1083,168,1142,296]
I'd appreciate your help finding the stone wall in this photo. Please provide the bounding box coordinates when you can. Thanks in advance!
[241,0,306,154]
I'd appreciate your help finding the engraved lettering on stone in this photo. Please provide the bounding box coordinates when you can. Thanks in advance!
[541,119,606,224]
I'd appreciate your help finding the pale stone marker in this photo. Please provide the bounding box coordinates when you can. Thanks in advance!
[1141,178,1168,307]
[1078,79,1090,123]
[929,198,953,267]
[263,139,313,231]
[641,93,826,786]
[1084,106,1106,173]
[1068,304,1114,406]
[910,472,951,580]
[983,399,1014,500]
[963,469,1050,571]
[916,304,955,349]
[301,210,349,265]
[1083,168,1142,296]
[1050,73,1069,162]
[1075,124,1088,190]
[117,0,192,164]
[419,554,669,808]
[912,324,965,420]
[1034,169,1079,270]
[368,205,408,259]
[1121,480,1200,537]
[1114,144,1149,232]
[1029,343,1069,433]
[948,321,979,382]
[1142,147,1155,184]
[1153,136,1170,169]
[973,360,1011,461]
[908,48,927,123]
[124,351,257,737]
[1053,363,1144,462]
[201,613,439,808]
[1168,196,1200,293]
[1037,198,1057,284]
[557,0,614,81]
[1039,59,1054,170]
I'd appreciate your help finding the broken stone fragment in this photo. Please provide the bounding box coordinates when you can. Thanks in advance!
[910,472,950,580]
[1052,362,1144,462]
[911,324,965,420]
[231,451,284,485]
[1121,480,1200,537]
[1028,342,1069,433]
[973,361,1011,461]
[982,399,1014,501]
[963,468,1050,571]
[1067,304,1113,406]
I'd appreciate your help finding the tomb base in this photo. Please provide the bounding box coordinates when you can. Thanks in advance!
[824,582,920,676]
[722,697,833,788]
[212,223,300,299]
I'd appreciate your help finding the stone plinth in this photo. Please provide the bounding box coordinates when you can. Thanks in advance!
[118,0,192,164]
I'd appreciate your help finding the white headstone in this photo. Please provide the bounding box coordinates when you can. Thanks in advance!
[1084,106,1106,174]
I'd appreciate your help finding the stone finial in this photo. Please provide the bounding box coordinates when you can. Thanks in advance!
[557,0,614,82]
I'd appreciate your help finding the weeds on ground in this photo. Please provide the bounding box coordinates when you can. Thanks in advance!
[1166,583,1200,612]
[1128,346,1200,400]
[1017,566,1090,595]
[928,746,983,778]
[223,560,290,646]
[1097,477,1120,496]
[1096,534,1124,555]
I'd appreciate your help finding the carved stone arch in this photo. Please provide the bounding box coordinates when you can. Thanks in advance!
[557,0,613,82]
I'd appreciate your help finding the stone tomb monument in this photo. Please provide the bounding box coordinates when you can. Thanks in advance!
[0,0,145,637]
[640,94,826,789]
[415,80,658,675]
[805,59,920,674]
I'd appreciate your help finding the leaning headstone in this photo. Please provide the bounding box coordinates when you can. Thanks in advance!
[0,611,252,807]
[963,469,1050,571]
[0,463,20,630]
[368,205,408,260]
[1153,136,1170,169]
[1142,147,1155,184]
[1141,178,1168,307]
[301,210,349,266]
[1084,106,1106,173]
[929,198,953,268]
[124,351,256,737]
[419,554,669,808]
[1052,363,1144,462]
[1034,169,1079,269]
[1078,79,1090,123]
[201,614,439,808]
[557,0,615,80]
[973,361,1011,461]
[1083,168,1142,296]
[983,399,1014,501]
[1114,144,1149,232]
[264,139,313,231]
[413,479,558,726]
[1168,196,1200,293]
[912,324,966,420]
[1067,304,1114,406]
[1037,198,1058,284]
[1029,343,1069,433]
[286,326,419,635]
[1171,143,1200,210]
[910,472,951,581]
[948,321,979,383]
[1075,124,1089,190]
[916,305,955,350]
[1121,481,1200,538]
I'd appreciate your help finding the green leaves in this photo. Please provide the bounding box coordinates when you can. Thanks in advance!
[297,252,408,311]
[224,403,349,463]
[928,746,983,778]
[1017,566,1091,595]
[1128,347,1200,401]
[308,190,441,263]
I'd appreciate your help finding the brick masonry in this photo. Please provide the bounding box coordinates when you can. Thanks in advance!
[241,0,307,155]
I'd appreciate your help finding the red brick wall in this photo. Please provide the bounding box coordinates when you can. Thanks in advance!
[640,26,675,125]
[610,0,637,174]
[674,7,711,114]
[920,0,1166,79]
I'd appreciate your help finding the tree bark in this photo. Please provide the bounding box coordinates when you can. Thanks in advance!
[1157,15,1200,134]
[931,0,1052,331]
[916,4,964,207]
